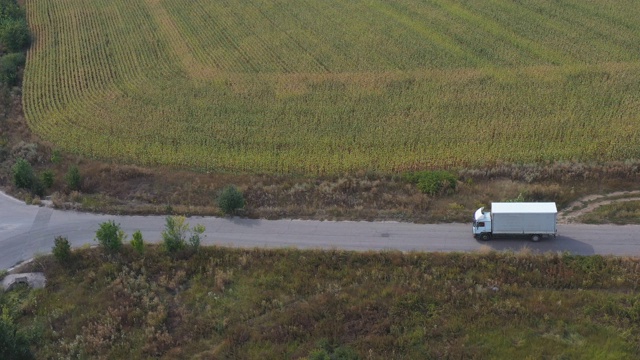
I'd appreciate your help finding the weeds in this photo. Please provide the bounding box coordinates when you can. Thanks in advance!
[578,201,640,225]
[5,246,640,359]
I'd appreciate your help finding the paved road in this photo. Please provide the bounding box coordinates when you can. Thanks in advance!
[1,192,639,270]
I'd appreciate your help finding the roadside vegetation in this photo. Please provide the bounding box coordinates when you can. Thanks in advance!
[578,201,640,225]
[3,243,640,359]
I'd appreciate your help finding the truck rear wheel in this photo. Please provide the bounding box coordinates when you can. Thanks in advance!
[480,233,491,241]
[530,234,541,242]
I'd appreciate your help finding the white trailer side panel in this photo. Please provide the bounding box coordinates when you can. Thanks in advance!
[491,203,557,235]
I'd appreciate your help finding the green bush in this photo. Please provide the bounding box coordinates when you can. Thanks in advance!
[0,52,25,86]
[65,165,81,191]
[41,170,54,189]
[0,0,24,19]
[52,236,71,264]
[50,149,61,164]
[30,177,44,197]
[162,216,205,253]
[12,158,33,190]
[95,220,126,253]
[217,185,245,215]
[0,311,33,360]
[0,18,30,52]
[403,170,457,196]
[162,216,187,253]
[309,339,359,360]
[188,224,205,250]
[130,230,144,254]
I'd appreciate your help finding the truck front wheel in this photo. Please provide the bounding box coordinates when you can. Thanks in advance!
[530,234,541,242]
[480,233,491,241]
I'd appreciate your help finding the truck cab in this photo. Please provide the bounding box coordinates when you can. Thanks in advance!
[472,207,492,240]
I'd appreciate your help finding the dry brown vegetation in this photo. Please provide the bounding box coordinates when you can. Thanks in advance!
[4,246,640,359]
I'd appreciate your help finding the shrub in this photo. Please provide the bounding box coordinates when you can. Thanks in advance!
[52,236,71,264]
[0,18,30,52]
[41,170,54,189]
[403,170,457,196]
[65,165,81,191]
[95,220,126,253]
[217,185,245,215]
[162,216,187,253]
[0,311,33,360]
[506,192,527,202]
[162,216,206,253]
[30,177,44,197]
[309,339,359,360]
[188,224,205,250]
[12,158,33,190]
[0,52,25,86]
[130,230,144,254]
[50,149,61,164]
[0,0,25,21]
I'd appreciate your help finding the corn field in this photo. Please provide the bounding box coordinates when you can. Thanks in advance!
[23,0,640,174]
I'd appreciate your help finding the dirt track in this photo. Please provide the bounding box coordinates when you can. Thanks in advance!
[558,191,640,224]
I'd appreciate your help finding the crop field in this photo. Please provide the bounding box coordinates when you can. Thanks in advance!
[23,0,640,174]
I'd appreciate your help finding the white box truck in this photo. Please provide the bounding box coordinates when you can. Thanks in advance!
[473,202,557,242]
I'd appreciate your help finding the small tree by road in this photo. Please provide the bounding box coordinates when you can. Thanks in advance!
[217,185,245,215]
[52,236,71,264]
[12,158,33,190]
[130,230,144,254]
[65,165,82,191]
[95,220,126,253]
[162,216,205,253]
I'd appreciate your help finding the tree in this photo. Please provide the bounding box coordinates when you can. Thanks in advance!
[12,158,45,196]
[0,18,30,52]
[0,310,33,360]
[217,185,245,215]
[95,220,126,253]
[41,170,54,189]
[130,230,144,254]
[0,52,25,86]
[12,158,33,190]
[188,224,205,250]
[0,0,25,20]
[52,236,71,264]
[162,216,205,253]
[162,216,186,253]
[65,165,81,191]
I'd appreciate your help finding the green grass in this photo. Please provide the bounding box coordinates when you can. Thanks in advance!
[579,200,640,225]
[4,247,640,358]
[22,0,640,174]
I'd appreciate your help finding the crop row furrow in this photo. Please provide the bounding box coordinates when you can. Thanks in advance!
[197,1,267,73]
[248,0,335,72]
[160,0,234,73]
[21,0,640,174]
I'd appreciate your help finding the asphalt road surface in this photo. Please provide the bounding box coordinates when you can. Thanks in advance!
[2,191,639,270]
